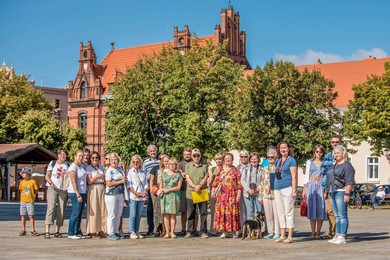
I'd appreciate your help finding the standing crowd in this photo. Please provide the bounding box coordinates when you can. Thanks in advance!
[18,135,355,245]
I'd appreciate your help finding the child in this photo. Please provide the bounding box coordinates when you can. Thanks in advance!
[19,167,40,236]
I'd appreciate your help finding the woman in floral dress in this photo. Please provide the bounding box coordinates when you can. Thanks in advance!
[159,158,183,238]
[211,152,242,238]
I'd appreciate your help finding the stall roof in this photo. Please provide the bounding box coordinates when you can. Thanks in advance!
[0,143,56,164]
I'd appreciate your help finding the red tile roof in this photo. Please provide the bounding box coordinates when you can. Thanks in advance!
[243,57,390,107]
[99,35,214,91]
[296,57,390,107]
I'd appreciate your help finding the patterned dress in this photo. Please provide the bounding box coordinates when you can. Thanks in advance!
[213,166,243,232]
[160,172,183,214]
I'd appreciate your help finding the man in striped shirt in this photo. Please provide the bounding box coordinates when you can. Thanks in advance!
[142,144,160,236]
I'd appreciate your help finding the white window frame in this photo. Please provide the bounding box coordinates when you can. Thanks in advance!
[366,156,379,182]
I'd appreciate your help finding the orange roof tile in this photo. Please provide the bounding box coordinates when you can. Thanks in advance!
[296,57,390,107]
[244,57,390,107]
[99,35,214,91]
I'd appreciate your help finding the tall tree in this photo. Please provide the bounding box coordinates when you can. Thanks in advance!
[344,61,390,155]
[106,41,245,162]
[228,60,340,164]
[0,73,52,143]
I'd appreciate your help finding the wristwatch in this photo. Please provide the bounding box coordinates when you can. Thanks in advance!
[344,193,350,196]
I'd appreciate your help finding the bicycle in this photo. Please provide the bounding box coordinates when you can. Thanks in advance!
[348,191,362,209]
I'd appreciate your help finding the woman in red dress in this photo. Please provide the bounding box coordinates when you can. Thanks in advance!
[211,152,243,238]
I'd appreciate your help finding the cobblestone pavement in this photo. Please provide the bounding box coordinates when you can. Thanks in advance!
[0,202,389,259]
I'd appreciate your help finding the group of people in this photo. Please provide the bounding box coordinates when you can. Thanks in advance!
[18,135,356,245]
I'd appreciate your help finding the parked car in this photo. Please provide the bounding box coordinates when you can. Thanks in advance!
[362,184,390,205]
[295,186,303,206]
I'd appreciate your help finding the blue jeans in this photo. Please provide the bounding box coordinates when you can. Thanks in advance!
[243,196,262,220]
[129,199,144,233]
[68,193,86,236]
[330,191,348,237]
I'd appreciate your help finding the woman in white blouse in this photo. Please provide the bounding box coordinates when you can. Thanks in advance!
[105,153,126,240]
[127,155,149,239]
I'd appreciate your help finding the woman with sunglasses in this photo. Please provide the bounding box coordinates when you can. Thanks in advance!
[258,148,280,239]
[302,145,328,239]
[127,155,149,239]
[86,151,107,238]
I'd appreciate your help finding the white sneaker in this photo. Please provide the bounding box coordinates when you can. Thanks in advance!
[68,235,81,240]
[220,233,227,239]
[137,233,144,239]
[333,236,347,245]
[328,236,338,243]
[130,232,139,239]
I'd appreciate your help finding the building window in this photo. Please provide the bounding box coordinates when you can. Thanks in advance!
[79,113,87,131]
[80,82,86,99]
[367,157,379,181]
[54,99,60,109]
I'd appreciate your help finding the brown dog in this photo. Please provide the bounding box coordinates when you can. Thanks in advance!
[241,211,266,240]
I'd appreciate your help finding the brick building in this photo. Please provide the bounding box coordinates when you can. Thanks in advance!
[67,5,250,155]
[67,6,390,184]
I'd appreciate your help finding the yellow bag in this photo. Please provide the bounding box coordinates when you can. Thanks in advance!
[192,188,209,204]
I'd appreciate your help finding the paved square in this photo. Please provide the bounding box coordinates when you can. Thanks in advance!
[0,202,389,259]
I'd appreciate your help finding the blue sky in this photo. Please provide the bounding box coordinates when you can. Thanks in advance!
[1,0,389,88]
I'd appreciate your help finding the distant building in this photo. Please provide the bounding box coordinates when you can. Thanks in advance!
[1,59,68,124]
[34,86,68,123]
[68,5,390,185]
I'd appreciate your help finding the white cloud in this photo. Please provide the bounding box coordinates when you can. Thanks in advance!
[274,48,388,65]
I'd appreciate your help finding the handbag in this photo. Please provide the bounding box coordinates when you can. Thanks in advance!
[300,195,308,217]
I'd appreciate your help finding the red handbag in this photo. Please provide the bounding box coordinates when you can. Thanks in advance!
[300,195,308,217]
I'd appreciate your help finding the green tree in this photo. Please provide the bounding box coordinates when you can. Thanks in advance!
[106,40,245,162]
[61,123,87,161]
[344,61,390,155]
[228,60,340,164]
[0,73,53,143]
[16,109,62,150]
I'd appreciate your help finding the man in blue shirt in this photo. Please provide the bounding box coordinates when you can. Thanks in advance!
[142,145,160,236]
[320,135,341,239]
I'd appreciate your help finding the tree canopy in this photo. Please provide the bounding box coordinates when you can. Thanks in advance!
[344,61,390,155]
[106,40,245,162]
[0,72,86,156]
[228,60,340,164]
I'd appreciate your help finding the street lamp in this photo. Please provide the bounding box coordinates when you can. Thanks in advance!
[154,121,171,154]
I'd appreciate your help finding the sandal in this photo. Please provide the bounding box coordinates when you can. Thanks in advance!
[44,232,51,239]
[19,230,26,236]
[274,237,286,243]
[314,233,321,239]
[320,234,332,240]
[282,237,294,244]
[171,233,177,239]
[31,231,40,236]
[310,232,316,239]
[54,232,63,238]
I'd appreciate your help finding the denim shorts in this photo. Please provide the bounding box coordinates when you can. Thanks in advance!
[20,202,35,216]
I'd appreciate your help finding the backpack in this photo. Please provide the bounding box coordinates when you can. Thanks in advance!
[49,160,70,191]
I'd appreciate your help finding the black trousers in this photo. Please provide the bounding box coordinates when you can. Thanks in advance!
[186,199,207,233]
[146,189,154,232]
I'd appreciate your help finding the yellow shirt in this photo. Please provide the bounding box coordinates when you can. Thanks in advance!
[19,179,38,203]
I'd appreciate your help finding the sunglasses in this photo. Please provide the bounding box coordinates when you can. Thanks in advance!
[192,154,200,158]
[240,156,248,158]
[267,156,275,159]
[315,151,323,154]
